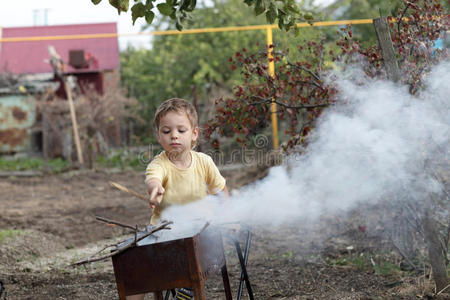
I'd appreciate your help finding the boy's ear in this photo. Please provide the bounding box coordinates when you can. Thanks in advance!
[192,126,199,141]
[155,129,161,143]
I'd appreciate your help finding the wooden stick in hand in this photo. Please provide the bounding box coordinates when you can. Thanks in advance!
[109,181,148,203]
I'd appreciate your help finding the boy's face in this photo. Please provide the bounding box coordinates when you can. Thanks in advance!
[157,111,198,156]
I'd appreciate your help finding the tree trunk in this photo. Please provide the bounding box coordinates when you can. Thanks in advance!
[422,207,449,293]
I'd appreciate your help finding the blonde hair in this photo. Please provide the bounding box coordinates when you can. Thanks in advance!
[154,98,198,130]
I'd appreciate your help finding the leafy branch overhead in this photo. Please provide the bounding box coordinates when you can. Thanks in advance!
[91,0,307,30]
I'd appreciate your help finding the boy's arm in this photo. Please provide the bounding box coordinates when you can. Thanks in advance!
[221,185,230,198]
[147,178,165,208]
[145,157,166,208]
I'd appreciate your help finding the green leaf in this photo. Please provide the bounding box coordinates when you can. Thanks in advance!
[175,21,183,31]
[157,3,174,16]
[145,10,155,24]
[109,0,129,13]
[120,0,130,10]
[92,0,102,4]
[131,3,146,24]
[274,0,284,10]
[255,0,266,16]
[287,3,299,14]
[185,0,196,12]
[266,4,278,23]
[278,15,284,29]
[303,12,314,20]
[169,9,176,19]
[145,0,153,9]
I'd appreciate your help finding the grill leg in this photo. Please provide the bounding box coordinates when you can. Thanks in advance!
[163,289,177,300]
[234,232,254,300]
[153,291,163,300]
[221,264,233,300]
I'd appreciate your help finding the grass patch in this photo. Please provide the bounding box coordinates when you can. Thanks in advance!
[0,147,160,172]
[0,157,69,173]
[0,157,43,171]
[0,229,26,242]
[326,252,403,277]
[96,148,158,170]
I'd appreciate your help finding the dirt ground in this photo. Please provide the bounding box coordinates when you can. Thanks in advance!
[0,169,448,300]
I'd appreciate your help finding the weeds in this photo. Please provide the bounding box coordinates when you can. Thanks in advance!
[96,151,143,170]
[0,229,25,243]
[0,157,68,173]
[0,148,153,173]
[325,251,404,278]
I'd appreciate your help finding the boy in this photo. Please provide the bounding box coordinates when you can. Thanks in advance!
[127,98,228,300]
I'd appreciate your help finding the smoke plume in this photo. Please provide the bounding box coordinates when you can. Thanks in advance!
[161,62,450,229]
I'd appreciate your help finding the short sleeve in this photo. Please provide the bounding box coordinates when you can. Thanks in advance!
[204,155,226,194]
[145,159,166,185]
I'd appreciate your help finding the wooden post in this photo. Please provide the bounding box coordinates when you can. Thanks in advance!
[47,46,84,165]
[42,105,50,172]
[373,17,400,83]
[64,79,84,165]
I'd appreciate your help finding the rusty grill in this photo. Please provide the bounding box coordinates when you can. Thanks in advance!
[111,220,239,299]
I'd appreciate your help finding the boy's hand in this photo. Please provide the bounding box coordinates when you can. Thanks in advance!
[147,179,165,208]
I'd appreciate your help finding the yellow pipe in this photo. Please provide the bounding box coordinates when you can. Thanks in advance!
[0,19,374,42]
[266,26,279,150]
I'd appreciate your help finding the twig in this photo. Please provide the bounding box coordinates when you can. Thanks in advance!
[397,2,410,32]
[318,43,325,74]
[370,257,376,268]
[71,221,172,266]
[273,99,330,110]
[287,62,321,82]
[95,215,141,232]
[109,181,148,202]
[249,95,330,110]
[294,80,322,89]
[388,235,419,271]
[87,243,117,261]
[436,283,450,295]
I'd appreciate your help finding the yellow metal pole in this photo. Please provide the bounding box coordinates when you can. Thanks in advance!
[266,27,279,150]
[0,19,375,43]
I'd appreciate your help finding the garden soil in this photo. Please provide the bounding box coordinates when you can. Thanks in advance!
[0,169,447,300]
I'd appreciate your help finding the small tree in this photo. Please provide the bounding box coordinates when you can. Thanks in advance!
[92,0,313,31]
[205,0,449,292]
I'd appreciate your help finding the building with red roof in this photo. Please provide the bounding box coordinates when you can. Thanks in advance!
[0,22,120,95]
[0,23,121,154]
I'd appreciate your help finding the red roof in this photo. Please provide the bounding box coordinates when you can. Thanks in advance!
[0,22,119,74]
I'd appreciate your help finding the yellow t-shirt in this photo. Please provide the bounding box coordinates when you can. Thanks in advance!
[145,150,226,224]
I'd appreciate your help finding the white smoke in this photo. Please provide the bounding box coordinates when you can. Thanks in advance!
[161,62,450,228]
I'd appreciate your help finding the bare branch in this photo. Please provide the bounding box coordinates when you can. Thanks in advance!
[95,215,141,232]
[71,221,173,266]
[248,95,330,110]
[287,62,321,82]
[294,80,323,89]
[274,99,330,110]
[388,235,420,271]
[397,3,410,32]
[318,43,325,74]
